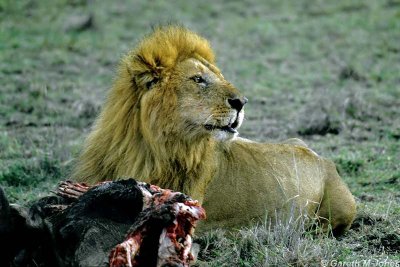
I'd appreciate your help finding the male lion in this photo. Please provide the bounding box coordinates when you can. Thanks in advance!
[73,26,356,235]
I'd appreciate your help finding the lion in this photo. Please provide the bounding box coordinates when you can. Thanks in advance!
[72,26,356,235]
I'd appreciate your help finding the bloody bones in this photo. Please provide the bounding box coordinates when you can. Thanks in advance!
[0,179,205,267]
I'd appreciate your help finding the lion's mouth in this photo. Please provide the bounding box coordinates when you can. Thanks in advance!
[204,118,239,134]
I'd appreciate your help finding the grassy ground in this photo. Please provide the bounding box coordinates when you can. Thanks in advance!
[1,0,399,266]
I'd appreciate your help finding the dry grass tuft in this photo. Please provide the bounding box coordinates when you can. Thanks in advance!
[195,210,341,267]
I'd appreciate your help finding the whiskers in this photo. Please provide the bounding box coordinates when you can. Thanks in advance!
[204,114,216,127]
[204,112,235,127]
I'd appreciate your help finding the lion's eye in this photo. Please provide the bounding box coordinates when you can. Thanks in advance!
[191,75,206,84]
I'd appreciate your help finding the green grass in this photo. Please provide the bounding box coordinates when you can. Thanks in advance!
[1,0,399,265]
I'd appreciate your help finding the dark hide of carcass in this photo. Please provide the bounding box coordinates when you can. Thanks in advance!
[0,179,205,267]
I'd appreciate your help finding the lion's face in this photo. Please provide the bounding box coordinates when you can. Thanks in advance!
[140,58,247,142]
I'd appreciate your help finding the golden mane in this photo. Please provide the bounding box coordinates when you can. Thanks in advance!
[127,25,215,78]
[72,26,218,199]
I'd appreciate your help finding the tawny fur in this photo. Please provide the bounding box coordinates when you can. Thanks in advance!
[72,26,356,234]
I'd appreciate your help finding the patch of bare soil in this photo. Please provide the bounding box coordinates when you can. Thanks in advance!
[350,213,400,254]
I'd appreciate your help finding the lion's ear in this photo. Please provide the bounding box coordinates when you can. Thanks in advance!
[144,77,160,89]
[135,73,160,90]
[129,55,164,90]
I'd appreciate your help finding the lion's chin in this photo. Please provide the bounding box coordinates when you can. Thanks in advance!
[203,125,239,141]
[212,130,238,141]
[203,114,243,141]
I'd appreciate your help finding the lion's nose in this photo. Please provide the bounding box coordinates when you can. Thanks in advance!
[228,97,248,112]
